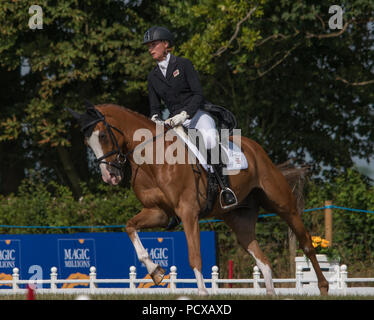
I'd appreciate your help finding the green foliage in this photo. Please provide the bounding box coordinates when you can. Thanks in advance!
[1,0,374,278]
[1,0,374,193]
[304,168,374,268]
[158,0,265,74]
[0,0,151,148]
[159,0,374,172]
[0,172,142,234]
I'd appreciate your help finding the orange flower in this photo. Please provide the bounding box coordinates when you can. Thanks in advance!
[312,236,322,243]
[321,239,329,248]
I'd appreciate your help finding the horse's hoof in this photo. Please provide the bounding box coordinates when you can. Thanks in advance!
[320,287,329,296]
[266,289,276,296]
[319,283,329,296]
[198,289,209,296]
[151,266,165,285]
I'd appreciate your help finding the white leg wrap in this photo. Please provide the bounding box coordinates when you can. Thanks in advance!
[193,268,208,295]
[248,248,276,295]
[132,232,158,275]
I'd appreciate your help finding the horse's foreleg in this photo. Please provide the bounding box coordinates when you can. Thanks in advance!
[180,213,208,296]
[125,208,169,285]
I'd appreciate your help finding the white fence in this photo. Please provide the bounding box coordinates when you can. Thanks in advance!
[0,264,374,296]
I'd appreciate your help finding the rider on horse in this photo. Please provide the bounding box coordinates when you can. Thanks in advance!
[143,26,237,215]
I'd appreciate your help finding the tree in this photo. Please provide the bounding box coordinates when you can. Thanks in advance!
[0,0,154,195]
[157,0,374,175]
[1,0,374,196]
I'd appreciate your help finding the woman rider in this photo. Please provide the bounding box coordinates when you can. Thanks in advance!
[142,26,236,217]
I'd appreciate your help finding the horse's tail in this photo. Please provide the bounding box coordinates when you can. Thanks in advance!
[277,159,310,215]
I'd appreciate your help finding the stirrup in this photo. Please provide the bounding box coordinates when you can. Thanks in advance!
[219,187,238,210]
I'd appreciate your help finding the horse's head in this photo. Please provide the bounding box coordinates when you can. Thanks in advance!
[67,101,125,186]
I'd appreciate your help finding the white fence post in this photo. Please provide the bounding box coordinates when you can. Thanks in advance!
[12,268,19,292]
[296,265,303,294]
[90,266,97,292]
[50,267,57,292]
[253,266,260,293]
[340,264,348,295]
[211,266,219,295]
[333,265,340,289]
[129,266,136,292]
[170,266,177,293]
[1,263,372,296]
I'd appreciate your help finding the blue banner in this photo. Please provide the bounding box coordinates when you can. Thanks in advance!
[0,239,21,288]
[0,232,216,289]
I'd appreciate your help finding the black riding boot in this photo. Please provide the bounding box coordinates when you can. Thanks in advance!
[207,144,237,208]
[212,163,237,207]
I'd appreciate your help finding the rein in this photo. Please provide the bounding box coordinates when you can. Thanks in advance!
[84,107,171,171]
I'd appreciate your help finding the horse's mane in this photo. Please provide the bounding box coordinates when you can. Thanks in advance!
[95,103,153,125]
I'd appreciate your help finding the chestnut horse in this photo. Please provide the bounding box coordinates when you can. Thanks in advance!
[68,102,329,296]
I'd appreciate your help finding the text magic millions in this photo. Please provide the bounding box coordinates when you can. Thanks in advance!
[0,249,16,268]
[64,248,91,268]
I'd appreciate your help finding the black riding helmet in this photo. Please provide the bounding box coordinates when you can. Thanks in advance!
[142,26,173,46]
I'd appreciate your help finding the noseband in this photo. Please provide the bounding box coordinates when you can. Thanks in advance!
[82,108,127,171]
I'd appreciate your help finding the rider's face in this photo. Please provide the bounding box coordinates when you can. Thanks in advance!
[147,40,168,62]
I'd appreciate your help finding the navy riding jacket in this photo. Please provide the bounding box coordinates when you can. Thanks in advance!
[147,54,204,119]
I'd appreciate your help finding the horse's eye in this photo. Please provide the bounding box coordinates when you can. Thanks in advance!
[99,132,106,140]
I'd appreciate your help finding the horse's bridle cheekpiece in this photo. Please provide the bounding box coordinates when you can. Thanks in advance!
[67,101,128,171]
[87,109,127,171]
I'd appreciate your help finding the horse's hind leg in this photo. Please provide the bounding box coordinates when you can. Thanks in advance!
[259,173,329,295]
[283,209,329,295]
[223,206,276,295]
[125,207,169,285]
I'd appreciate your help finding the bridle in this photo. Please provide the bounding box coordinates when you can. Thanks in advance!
[82,108,128,171]
[82,107,172,171]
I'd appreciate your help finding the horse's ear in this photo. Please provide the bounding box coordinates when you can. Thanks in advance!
[84,100,95,110]
[66,107,82,120]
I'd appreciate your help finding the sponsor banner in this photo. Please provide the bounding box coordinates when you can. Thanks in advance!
[135,236,175,289]
[0,232,216,289]
[0,240,21,287]
[58,238,97,288]
[135,237,174,271]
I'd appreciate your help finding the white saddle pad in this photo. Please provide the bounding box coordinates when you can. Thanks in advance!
[173,126,248,173]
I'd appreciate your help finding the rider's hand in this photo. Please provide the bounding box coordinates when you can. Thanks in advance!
[151,114,164,125]
[165,111,189,127]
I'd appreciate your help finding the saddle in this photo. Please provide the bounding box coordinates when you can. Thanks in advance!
[202,101,237,136]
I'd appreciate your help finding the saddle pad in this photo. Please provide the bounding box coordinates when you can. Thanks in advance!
[173,127,248,173]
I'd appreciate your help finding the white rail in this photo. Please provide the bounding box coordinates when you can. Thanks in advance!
[0,264,373,296]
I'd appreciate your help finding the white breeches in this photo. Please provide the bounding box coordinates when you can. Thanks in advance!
[183,109,218,150]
